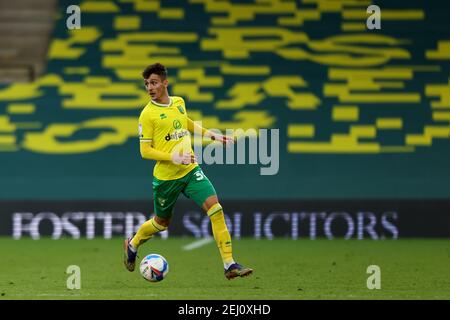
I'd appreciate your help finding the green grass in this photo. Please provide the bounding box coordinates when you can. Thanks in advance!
[0,238,449,300]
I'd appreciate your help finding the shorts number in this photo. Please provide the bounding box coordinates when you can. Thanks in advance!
[194,171,205,181]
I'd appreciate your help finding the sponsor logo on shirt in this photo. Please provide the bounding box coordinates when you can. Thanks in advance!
[165,130,189,141]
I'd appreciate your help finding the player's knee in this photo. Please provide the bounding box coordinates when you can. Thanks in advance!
[154,216,170,229]
[202,195,219,212]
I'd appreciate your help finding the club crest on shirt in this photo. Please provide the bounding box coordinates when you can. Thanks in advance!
[173,119,182,129]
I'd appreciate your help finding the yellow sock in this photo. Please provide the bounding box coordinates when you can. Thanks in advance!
[130,217,167,249]
[207,203,234,265]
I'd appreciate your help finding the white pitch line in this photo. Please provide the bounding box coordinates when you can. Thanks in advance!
[182,237,214,251]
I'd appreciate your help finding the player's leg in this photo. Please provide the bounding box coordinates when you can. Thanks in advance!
[203,195,253,279]
[183,167,253,279]
[123,178,182,272]
[202,195,234,265]
[130,216,170,249]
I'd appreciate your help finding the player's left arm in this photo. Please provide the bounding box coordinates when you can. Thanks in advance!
[187,117,235,146]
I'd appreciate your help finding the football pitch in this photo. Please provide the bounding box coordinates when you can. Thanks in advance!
[0,238,449,300]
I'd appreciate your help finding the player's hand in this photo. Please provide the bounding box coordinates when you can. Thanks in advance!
[211,133,235,147]
[171,152,197,165]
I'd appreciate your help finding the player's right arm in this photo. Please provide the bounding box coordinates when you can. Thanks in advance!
[138,114,195,163]
[139,109,197,164]
[140,141,171,161]
[140,141,196,164]
[138,110,168,160]
[139,109,171,161]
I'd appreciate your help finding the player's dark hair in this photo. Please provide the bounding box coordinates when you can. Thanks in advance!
[142,63,167,80]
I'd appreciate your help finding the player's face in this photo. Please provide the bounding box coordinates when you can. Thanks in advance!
[144,74,168,101]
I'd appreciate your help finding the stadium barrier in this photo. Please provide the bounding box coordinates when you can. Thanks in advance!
[1,200,449,239]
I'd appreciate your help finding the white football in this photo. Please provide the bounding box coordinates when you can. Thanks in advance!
[139,254,169,282]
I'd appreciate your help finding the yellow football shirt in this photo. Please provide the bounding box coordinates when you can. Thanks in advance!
[138,96,197,180]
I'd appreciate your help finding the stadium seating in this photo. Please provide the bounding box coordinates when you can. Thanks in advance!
[0,0,450,199]
[0,0,57,82]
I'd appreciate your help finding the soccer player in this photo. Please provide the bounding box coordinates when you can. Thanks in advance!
[123,63,253,280]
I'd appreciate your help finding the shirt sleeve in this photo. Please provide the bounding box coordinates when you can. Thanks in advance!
[138,110,153,142]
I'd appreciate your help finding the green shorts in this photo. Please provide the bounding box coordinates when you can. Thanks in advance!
[152,166,217,219]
